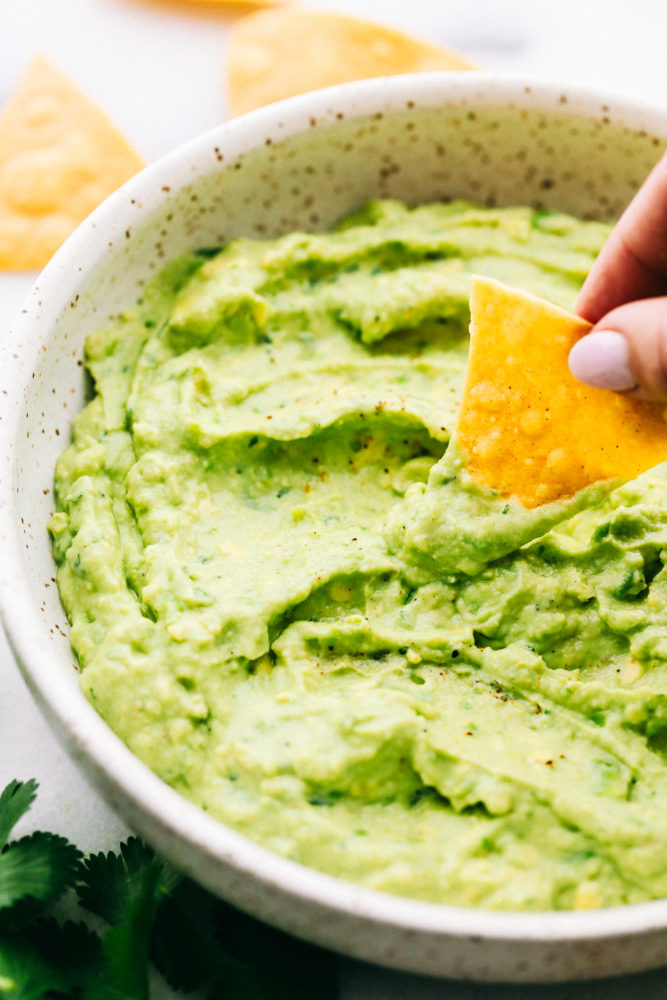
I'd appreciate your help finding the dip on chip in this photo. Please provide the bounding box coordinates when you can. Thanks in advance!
[227,9,476,116]
[0,56,144,271]
[460,276,667,507]
[396,276,667,576]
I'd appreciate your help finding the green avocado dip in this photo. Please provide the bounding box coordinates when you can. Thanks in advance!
[49,199,667,911]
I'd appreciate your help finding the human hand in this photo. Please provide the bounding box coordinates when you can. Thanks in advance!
[568,150,667,400]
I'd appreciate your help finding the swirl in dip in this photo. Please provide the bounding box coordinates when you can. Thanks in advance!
[50,200,667,910]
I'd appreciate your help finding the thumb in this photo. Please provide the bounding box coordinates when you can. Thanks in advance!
[568,297,667,401]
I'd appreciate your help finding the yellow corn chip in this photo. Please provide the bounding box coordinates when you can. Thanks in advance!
[0,56,145,271]
[228,9,476,117]
[148,0,288,6]
[188,0,288,4]
[458,276,667,508]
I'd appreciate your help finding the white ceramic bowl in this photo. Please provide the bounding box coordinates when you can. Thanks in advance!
[1,73,667,984]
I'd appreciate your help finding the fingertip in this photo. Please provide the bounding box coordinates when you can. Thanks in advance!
[568,330,638,392]
[583,297,667,400]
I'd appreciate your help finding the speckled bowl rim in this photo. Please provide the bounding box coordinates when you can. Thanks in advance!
[2,72,667,976]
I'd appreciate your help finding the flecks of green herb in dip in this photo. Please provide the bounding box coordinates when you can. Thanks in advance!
[50,199,667,911]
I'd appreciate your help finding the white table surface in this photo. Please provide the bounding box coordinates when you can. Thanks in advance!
[1,1,667,995]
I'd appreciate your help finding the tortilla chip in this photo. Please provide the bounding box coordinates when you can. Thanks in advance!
[228,9,476,117]
[0,56,145,271]
[160,0,288,5]
[189,0,288,4]
[458,276,667,508]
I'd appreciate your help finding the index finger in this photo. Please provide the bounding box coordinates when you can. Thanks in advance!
[576,150,667,323]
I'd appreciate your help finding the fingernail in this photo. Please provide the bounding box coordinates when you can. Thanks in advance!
[568,330,638,391]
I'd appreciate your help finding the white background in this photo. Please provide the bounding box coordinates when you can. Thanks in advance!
[1,1,667,996]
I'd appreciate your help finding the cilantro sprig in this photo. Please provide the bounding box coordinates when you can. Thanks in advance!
[0,780,339,1000]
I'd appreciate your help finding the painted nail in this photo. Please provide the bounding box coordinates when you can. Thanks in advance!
[568,330,638,391]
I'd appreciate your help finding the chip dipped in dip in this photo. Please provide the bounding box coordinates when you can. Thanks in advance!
[49,199,667,911]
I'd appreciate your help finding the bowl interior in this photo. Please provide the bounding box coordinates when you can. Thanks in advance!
[14,79,667,658]
[2,73,667,982]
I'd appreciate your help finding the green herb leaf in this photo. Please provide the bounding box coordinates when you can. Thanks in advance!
[0,925,69,1000]
[100,860,160,1000]
[0,832,82,911]
[210,899,339,1000]
[76,837,179,925]
[152,878,259,995]
[0,782,339,1000]
[0,780,38,850]
[151,872,340,999]
[77,838,180,1000]
[0,918,105,1000]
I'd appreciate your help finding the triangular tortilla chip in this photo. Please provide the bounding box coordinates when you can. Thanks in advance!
[151,0,288,6]
[458,276,667,508]
[228,9,476,117]
[0,56,145,271]
[188,0,288,4]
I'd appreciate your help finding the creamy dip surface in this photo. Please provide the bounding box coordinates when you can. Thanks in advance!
[50,200,667,911]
